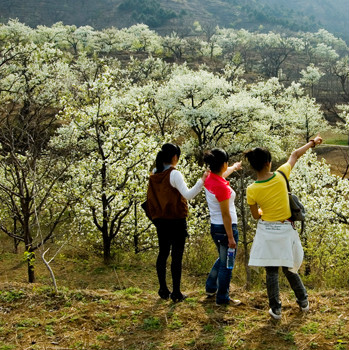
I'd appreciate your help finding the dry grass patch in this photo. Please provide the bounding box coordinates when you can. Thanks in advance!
[0,282,348,350]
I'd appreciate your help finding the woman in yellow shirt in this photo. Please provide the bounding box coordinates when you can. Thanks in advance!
[245,136,322,320]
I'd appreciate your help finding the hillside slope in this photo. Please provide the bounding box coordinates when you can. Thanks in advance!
[0,226,349,350]
[0,0,348,41]
[1,283,348,350]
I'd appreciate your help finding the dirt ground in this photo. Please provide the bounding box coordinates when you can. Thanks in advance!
[315,145,349,178]
[0,239,348,350]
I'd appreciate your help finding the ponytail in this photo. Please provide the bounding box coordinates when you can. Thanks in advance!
[155,150,165,173]
[155,143,181,174]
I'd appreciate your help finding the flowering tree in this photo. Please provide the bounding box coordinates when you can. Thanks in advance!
[116,24,162,53]
[126,56,172,86]
[250,78,329,145]
[0,40,73,282]
[0,19,34,45]
[334,57,349,103]
[299,64,324,97]
[256,32,304,78]
[54,68,158,263]
[156,68,236,155]
[291,152,349,286]
[1,20,348,289]
[313,29,348,57]
[161,33,189,61]
[311,43,339,72]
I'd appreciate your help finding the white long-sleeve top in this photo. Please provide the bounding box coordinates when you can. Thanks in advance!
[170,169,204,200]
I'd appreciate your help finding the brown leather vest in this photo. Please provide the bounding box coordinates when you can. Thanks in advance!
[147,167,188,220]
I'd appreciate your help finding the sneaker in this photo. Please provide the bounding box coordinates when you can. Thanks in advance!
[269,308,282,320]
[206,291,216,298]
[300,301,309,312]
[216,299,241,306]
[216,301,229,306]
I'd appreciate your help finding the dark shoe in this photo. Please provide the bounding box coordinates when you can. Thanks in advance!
[215,298,241,306]
[170,292,187,303]
[300,301,309,312]
[216,301,229,306]
[158,288,171,300]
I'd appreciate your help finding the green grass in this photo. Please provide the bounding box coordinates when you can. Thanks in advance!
[301,322,319,334]
[0,345,16,350]
[324,138,348,146]
[142,316,162,330]
[322,131,348,146]
[0,290,25,302]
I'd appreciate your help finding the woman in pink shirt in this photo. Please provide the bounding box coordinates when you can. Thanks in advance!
[204,148,242,305]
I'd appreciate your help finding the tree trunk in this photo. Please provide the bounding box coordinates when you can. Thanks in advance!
[23,199,35,283]
[239,171,251,290]
[100,158,112,265]
[302,231,311,276]
[103,230,112,265]
[13,238,19,254]
[41,249,58,294]
[133,201,140,254]
[13,219,19,254]
[27,250,35,283]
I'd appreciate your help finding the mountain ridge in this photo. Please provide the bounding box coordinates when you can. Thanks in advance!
[0,0,348,41]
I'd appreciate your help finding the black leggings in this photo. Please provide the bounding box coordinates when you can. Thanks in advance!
[154,218,187,294]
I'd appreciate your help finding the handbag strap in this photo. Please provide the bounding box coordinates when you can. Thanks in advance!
[277,170,305,234]
[277,170,291,192]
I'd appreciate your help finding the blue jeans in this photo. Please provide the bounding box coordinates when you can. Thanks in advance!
[206,223,239,304]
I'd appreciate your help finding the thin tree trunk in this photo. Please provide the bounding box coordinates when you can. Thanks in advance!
[134,201,140,254]
[239,170,251,290]
[24,210,35,281]
[41,248,58,294]
[27,250,35,283]
[302,228,311,276]
[103,231,112,264]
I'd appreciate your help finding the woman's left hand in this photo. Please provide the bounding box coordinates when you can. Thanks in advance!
[312,135,323,146]
[233,161,242,171]
[228,237,237,249]
[201,169,210,182]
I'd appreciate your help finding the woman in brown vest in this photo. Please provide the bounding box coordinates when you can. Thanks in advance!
[147,143,208,302]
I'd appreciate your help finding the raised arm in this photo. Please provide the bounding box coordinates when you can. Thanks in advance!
[288,135,322,169]
[170,170,208,200]
[222,161,242,178]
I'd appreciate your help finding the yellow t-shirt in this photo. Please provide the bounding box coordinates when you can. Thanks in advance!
[246,162,291,222]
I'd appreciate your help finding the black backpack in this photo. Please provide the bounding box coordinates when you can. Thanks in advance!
[277,170,305,224]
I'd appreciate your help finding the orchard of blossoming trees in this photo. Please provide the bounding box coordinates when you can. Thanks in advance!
[0,20,348,287]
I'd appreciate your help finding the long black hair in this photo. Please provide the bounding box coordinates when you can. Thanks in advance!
[244,147,272,171]
[155,143,181,173]
[203,148,229,173]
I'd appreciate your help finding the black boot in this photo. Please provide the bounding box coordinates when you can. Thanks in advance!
[170,292,187,303]
[158,288,171,300]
